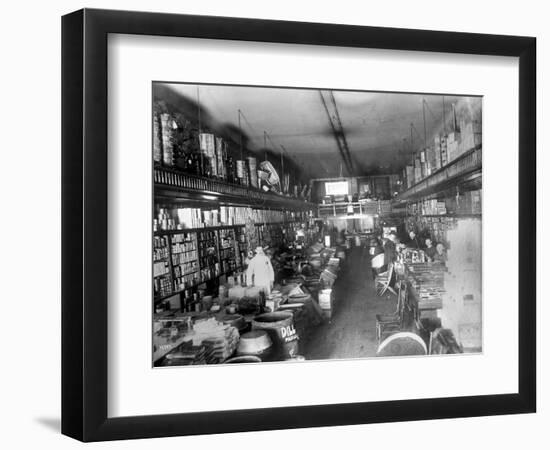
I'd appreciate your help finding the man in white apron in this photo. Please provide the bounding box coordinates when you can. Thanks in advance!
[246,246,274,295]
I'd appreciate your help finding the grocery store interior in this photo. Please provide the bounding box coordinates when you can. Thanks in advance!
[152,83,482,366]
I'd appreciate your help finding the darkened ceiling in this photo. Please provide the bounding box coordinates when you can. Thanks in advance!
[154,83,482,178]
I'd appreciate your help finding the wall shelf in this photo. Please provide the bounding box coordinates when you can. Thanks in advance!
[154,224,244,236]
[317,200,392,217]
[154,166,316,211]
[407,214,482,219]
[396,146,482,202]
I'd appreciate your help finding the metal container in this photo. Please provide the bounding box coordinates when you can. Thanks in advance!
[252,312,299,359]
[236,330,273,358]
[225,355,262,364]
[221,314,247,332]
[236,160,245,179]
[160,113,174,166]
[247,157,258,187]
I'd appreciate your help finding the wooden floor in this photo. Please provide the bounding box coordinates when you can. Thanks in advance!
[302,248,396,360]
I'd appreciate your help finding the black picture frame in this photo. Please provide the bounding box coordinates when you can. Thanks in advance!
[62,8,536,442]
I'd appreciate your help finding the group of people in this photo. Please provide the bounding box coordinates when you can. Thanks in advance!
[384,229,447,266]
[402,230,447,263]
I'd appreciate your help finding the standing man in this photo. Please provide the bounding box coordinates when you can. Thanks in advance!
[434,243,448,263]
[246,246,275,295]
[424,238,437,261]
[384,231,398,268]
[405,230,421,249]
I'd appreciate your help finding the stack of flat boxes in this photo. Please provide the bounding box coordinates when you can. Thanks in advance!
[403,119,480,189]
[420,199,447,215]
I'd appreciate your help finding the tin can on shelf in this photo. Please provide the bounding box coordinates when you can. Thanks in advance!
[236,160,245,179]
[160,113,174,167]
[247,157,258,187]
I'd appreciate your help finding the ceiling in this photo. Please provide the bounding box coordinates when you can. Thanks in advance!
[154,82,481,179]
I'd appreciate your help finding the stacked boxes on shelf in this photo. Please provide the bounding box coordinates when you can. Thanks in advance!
[407,189,481,218]
[159,113,175,167]
[256,223,284,248]
[154,107,304,196]
[199,133,218,178]
[197,230,220,283]
[171,232,199,292]
[234,227,248,267]
[255,220,307,248]
[408,199,447,216]
[153,235,173,299]
[156,205,311,231]
[155,224,250,302]
[405,215,458,247]
[218,228,238,274]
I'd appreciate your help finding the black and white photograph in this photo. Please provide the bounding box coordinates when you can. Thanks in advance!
[152,83,482,366]
[0,0,544,447]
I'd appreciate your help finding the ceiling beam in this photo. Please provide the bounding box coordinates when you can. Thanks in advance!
[319,90,354,176]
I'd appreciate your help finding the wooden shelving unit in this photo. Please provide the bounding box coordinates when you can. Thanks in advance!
[153,225,247,305]
[153,235,174,300]
[153,168,316,306]
[254,221,302,248]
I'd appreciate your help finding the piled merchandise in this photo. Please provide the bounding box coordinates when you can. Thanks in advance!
[160,113,175,167]
[320,256,339,287]
[153,105,307,199]
[408,199,447,216]
[199,133,218,178]
[300,244,340,319]
[404,215,458,247]
[185,317,240,364]
[407,263,447,310]
[400,248,427,264]
[155,204,310,231]
[401,116,481,188]
[161,343,207,366]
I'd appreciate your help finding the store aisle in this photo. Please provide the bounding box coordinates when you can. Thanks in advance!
[302,248,396,360]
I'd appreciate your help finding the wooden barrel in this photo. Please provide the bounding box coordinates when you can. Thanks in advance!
[252,312,299,359]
